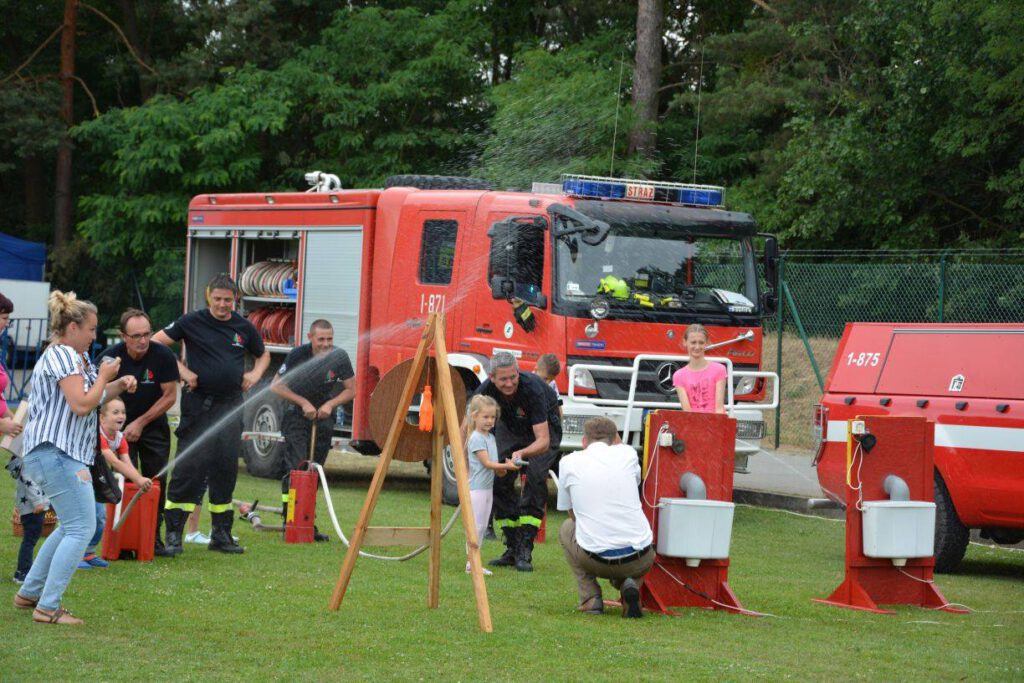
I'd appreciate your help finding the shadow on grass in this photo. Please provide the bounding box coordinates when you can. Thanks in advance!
[947,559,1024,580]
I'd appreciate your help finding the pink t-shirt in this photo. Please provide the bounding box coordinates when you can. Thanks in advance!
[0,364,8,416]
[672,362,727,413]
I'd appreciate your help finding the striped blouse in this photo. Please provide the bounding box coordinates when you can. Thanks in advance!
[23,344,98,465]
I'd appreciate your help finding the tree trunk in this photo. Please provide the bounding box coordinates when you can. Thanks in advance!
[24,156,47,229]
[627,0,664,159]
[54,0,78,250]
[120,0,153,101]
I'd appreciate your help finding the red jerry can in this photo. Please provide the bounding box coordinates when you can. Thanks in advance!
[101,480,160,562]
[285,466,318,544]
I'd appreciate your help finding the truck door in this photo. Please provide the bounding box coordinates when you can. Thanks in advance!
[385,210,465,354]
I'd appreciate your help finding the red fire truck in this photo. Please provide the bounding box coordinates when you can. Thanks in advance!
[182,173,779,480]
[813,323,1024,571]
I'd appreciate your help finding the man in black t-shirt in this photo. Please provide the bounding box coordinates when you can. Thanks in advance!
[99,309,179,555]
[477,351,562,572]
[271,320,354,539]
[152,273,270,556]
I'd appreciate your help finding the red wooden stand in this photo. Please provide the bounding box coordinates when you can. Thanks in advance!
[814,416,966,614]
[102,481,160,562]
[641,410,750,616]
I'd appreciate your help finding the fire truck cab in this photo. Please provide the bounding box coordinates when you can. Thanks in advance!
[183,173,779,480]
[814,323,1024,571]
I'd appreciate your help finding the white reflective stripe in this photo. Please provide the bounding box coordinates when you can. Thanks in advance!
[824,419,1024,453]
[934,424,1024,453]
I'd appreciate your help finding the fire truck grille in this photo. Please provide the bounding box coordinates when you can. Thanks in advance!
[568,355,669,402]
[568,356,758,403]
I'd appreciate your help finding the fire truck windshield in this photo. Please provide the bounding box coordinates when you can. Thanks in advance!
[552,203,760,322]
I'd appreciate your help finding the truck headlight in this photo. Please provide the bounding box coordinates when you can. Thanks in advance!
[734,375,756,396]
[572,367,596,390]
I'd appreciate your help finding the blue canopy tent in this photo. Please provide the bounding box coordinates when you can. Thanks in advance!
[0,232,47,281]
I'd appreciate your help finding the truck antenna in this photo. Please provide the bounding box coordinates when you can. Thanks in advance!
[692,45,705,184]
[610,50,626,176]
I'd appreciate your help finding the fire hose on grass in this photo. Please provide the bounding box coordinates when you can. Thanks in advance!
[232,463,463,560]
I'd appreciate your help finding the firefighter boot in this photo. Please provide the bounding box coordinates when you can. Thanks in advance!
[208,511,244,554]
[489,526,519,568]
[516,525,538,572]
[162,508,186,557]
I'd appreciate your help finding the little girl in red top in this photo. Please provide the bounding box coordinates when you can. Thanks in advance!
[672,323,727,414]
[81,397,152,568]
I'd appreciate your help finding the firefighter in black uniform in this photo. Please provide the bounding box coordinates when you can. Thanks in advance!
[98,309,179,556]
[477,351,562,572]
[271,319,354,540]
[153,274,270,555]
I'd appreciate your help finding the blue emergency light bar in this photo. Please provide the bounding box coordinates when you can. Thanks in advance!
[561,174,725,208]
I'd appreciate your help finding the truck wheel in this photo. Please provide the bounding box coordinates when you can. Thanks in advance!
[441,445,460,506]
[384,175,494,191]
[934,471,969,573]
[242,386,286,479]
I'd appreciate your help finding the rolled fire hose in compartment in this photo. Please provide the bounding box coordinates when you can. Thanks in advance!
[239,259,297,298]
[247,306,295,345]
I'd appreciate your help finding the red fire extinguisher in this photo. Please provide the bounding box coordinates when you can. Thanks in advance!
[285,424,319,544]
[285,464,317,544]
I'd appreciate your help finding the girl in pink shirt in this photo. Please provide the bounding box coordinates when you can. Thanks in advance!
[672,323,727,414]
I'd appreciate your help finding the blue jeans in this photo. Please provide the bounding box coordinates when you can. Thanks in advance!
[86,502,107,554]
[18,443,97,612]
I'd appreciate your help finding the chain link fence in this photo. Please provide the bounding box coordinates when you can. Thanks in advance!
[765,250,1024,450]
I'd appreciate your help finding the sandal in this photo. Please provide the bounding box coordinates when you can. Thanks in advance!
[13,593,38,610]
[32,607,84,625]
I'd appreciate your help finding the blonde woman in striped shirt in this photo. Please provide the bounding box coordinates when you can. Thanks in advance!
[13,291,136,625]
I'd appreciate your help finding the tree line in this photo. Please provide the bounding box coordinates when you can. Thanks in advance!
[1,0,1020,323]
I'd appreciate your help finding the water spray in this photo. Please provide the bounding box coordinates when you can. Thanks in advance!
[113,349,350,531]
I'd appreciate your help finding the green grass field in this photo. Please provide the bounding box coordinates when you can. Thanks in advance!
[2,469,1022,682]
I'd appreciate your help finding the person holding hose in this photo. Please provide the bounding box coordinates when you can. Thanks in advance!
[152,274,269,555]
[271,319,354,540]
[13,291,137,625]
[98,308,179,556]
[476,351,561,572]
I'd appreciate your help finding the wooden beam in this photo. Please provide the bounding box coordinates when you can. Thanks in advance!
[428,405,444,608]
[433,314,493,632]
[329,315,437,610]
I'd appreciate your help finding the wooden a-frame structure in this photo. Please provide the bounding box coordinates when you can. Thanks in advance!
[328,313,492,632]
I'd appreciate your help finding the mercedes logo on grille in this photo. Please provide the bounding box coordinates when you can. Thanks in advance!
[655,362,682,395]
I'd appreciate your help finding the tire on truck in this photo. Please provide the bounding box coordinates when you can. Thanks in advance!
[242,382,287,478]
[933,470,969,573]
[384,175,494,191]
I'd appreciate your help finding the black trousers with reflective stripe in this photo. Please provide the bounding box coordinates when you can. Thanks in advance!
[129,420,170,535]
[491,421,561,527]
[279,409,334,494]
[168,392,242,508]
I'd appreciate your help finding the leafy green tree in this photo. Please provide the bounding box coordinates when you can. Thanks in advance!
[475,35,656,187]
[669,0,1024,248]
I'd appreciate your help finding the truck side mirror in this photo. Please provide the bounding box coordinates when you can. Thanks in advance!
[760,234,779,314]
[763,235,779,289]
[490,275,514,300]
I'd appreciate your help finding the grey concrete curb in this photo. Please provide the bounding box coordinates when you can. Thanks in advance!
[733,487,844,519]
